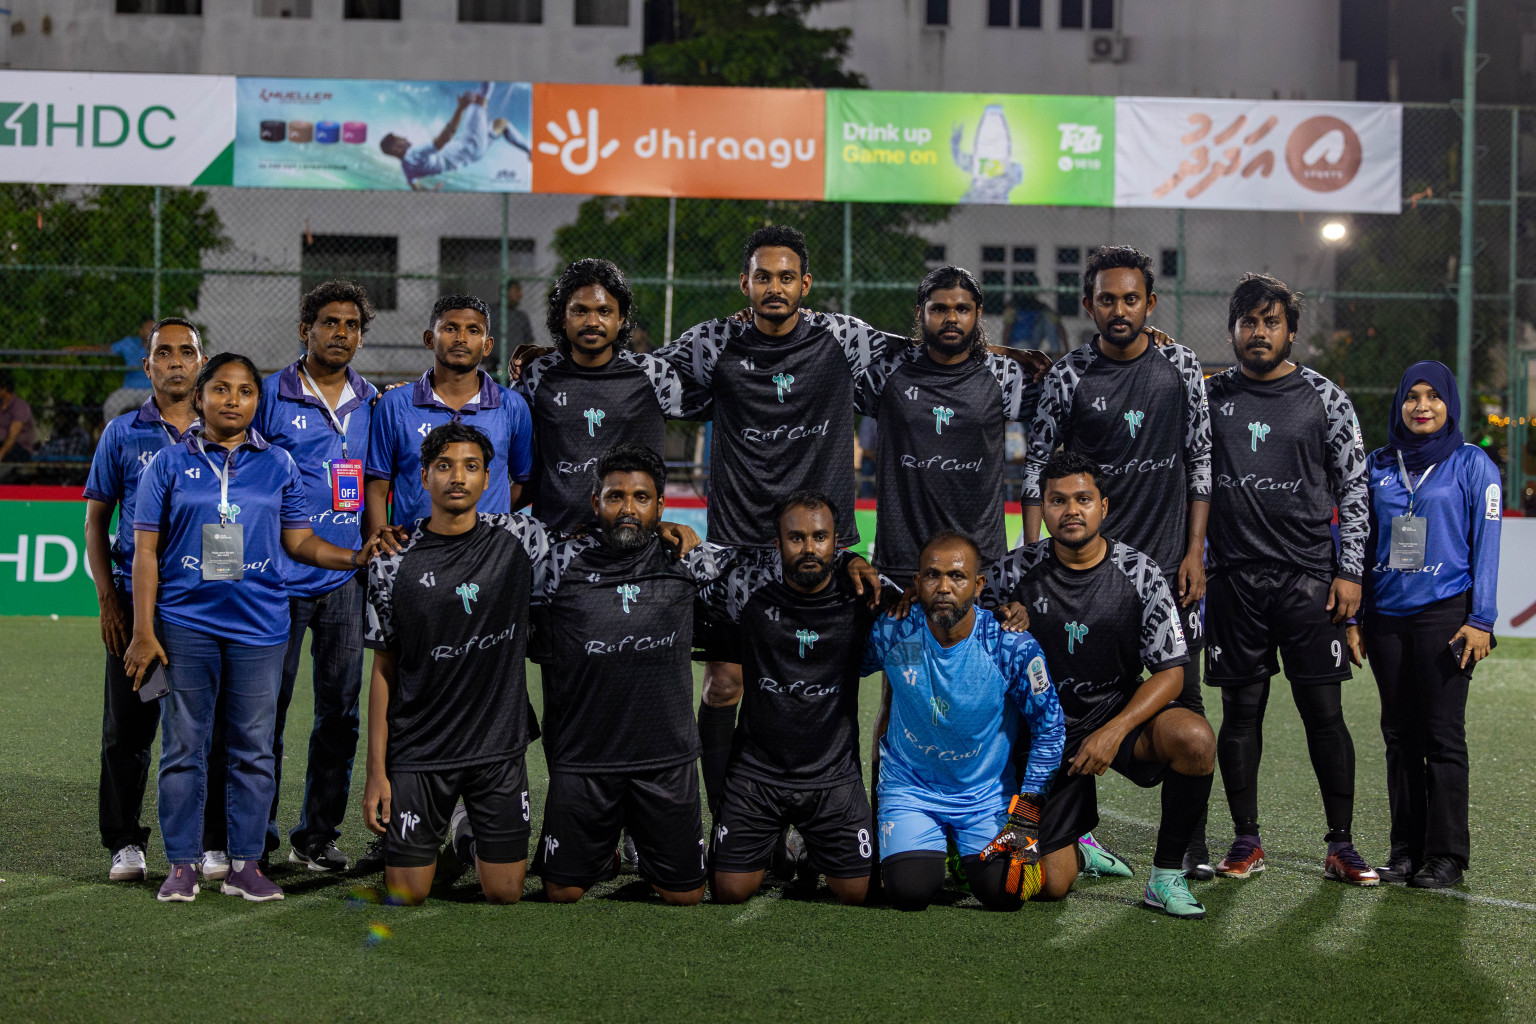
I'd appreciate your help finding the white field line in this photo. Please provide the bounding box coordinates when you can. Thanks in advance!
[731,888,782,924]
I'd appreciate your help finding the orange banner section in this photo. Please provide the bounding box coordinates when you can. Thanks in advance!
[532,84,825,200]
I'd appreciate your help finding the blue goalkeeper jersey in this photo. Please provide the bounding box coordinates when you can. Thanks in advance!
[862,608,1065,812]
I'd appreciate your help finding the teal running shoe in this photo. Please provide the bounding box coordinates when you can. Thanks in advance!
[1077,832,1134,878]
[1143,865,1207,919]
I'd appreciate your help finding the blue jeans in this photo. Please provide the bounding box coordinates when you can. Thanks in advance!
[269,575,366,852]
[157,623,286,863]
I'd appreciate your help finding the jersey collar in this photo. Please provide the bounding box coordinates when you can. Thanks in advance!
[411,368,503,412]
[181,426,272,456]
[133,397,198,441]
[276,359,375,416]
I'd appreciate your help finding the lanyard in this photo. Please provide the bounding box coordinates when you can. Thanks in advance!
[299,363,353,458]
[1395,450,1436,517]
[195,433,239,525]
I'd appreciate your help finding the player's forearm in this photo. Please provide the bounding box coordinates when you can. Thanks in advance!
[1023,505,1043,545]
[364,478,392,536]
[129,537,160,636]
[365,653,394,778]
[1184,499,1209,557]
[509,481,526,511]
[1105,666,1183,738]
[84,500,118,603]
[283,529,359,571]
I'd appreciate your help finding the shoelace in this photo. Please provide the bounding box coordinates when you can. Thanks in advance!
[1334,844,1370,871]
[1226,836,1261,862]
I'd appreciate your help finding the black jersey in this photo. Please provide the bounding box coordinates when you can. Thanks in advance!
[857,347,1035,578]
[1022,335,1211,575]
[536,534,732,774]
[364,514,564,772]
[1206,366,1369,583]
[982,538,1187,745]
[659,311,893,548]
[514,350,686,532]
[701,553,877,790]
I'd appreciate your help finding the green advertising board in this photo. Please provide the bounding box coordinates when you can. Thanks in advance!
[0,500,100,617]
[824,90,1114,206]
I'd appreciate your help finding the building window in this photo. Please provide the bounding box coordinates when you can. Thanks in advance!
[439,236,535,337]
[575,0,627,26]
[254,0,310,16]
[924,244,947,263]
[1018,0,1042,28]
[981,245,1007,264]
[302,235,399,311]
[345,0,399,18]
[990,0,1041,27]
[1060,0,1083,29]
[1090,0,1114,30]
[987,0,1009,26]
[1056,272,1081,318]
[1160,248,1180,280]
[459,0,541,23]
[1012,269,1040,289]
[1012,245,1037,265]
[116,0,201,12]
[926,0,950,26]
[1055,246,1081,266]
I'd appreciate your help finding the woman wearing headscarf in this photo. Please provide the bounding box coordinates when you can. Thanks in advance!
[1346,360,1501,890]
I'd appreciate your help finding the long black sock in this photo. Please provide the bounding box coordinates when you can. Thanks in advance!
[1217,680,1269,836]
[698,701,737,816]
[1154,770,1215,869]
[1292,682,1355,843]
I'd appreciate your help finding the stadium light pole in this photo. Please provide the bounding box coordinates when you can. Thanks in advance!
[1455,0,1479,431]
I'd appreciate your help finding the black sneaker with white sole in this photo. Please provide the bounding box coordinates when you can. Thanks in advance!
[290,839,351,872]
[1183,838,1215,882]
[355,837,386,874]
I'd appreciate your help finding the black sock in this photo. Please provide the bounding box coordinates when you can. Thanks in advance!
[1218,680,1269,836]
[1292,682,1355,843]
[1154,770,1215,869]
[698,701,737,816]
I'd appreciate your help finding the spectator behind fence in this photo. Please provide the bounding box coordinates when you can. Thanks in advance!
[0,370,39,463]
[93,319,157,422]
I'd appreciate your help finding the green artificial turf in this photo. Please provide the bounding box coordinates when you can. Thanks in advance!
[2,616,1533,1022]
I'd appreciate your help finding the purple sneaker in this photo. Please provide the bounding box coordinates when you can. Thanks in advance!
[221,860,285,902]
[156,864,200,902]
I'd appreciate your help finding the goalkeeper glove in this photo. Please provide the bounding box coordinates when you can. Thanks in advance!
[980,792,1045,899]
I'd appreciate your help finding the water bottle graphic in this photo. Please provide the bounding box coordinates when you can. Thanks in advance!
[951,104,1023,203]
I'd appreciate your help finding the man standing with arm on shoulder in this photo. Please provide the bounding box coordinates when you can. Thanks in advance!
[255,280,379,872]
[1203,274,1377,886]
[1020,244,1215,877]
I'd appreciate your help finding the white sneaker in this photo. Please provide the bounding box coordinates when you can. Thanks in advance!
[109,845,148,881]
[199,850,231,881]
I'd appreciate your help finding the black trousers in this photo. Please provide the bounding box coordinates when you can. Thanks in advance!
[1364,592,1475,870]
[98,583,227,854]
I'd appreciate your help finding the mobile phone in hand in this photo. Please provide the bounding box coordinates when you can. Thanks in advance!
[137,661,169,702]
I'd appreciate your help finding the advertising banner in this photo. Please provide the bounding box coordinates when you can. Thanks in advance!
[823,90,1114,206]
[235,78,533,192]
[0,70,234,186]
[1114,97,1402,213]
[0,499,99,618]
[531,84,825,200]
[1496,518,1536,638]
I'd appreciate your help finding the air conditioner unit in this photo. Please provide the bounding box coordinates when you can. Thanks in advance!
[1087,33,1128,63]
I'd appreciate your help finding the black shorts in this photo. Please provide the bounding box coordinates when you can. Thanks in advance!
[385,756,530,868]
[1038,721,1166,857]
[1204,567,1351,686]
[710,773,874,878]
[533,762,706,892]
[1167,574,1206,654]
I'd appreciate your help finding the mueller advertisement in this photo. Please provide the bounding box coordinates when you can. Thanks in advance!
[824,90,1114,206]
[1113,97,1403,213]
[234,78,534,192]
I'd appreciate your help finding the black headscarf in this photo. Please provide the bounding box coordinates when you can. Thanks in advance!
[1381,359,1462,473]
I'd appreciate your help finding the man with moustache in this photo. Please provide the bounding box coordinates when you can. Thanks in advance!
[855,265,1035,582]
[514,259,686,531]
[1202,273,1377,885]
[1020,244,1215,877]
[255,280,380,871]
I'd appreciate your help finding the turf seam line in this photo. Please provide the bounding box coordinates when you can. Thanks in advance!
[731,888,782,924]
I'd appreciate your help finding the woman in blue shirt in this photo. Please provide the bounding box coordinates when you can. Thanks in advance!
[1347,360,1501,891]
[124,353,387,904]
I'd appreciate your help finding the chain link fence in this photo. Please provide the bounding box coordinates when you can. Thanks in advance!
[4,103,1532,504]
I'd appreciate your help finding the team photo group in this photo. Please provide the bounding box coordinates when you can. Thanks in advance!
[88,225,1501,920]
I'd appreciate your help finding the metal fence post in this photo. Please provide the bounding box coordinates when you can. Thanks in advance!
[843,201,853,315]
[500,193,510,382]
[664,196,677,343]
[152,186,163,321]
[1507,108,1523,505]
[1455,0,1479,427]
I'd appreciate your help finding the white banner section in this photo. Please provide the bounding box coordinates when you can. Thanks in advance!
[0,70,235,186]
[1495,518,1536,638]
[1114,97,1401,213]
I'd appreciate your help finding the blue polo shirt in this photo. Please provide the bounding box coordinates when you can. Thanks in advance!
[255,359,379,599]
[82,397,199,591]
[133,429,310,646]
[111,335,151,390]
[364,369,533,526]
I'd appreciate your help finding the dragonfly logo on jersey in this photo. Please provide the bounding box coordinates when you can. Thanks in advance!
[543,835,560,859]
[1124,409,1146,438]
[929,695,951,724]
[399,811,420,836]
[583,407,606,436]
[1248,421,1271,450]
[617,583,640,613]
[796,629,819,657]
[933,405,954,433]
[1065,620,1090,653]
[456,582,480,613]
[772,372,795,403]
[716,824,729,845]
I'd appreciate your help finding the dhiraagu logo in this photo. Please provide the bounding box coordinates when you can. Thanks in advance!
[1124,410,1145,438]
[1248,421,1271,451]
[772,372,794,403]
[932,405,954,434]
[796,629,818,657]
[583,408,606,436]
[0,101,178,150]
[537,107,619,175]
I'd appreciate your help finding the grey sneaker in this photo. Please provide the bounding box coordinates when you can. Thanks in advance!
[156,864,199,902]
[199,850,231,881]
[289,839,350,873]
[110,845,148,881]
[222,860,284,902]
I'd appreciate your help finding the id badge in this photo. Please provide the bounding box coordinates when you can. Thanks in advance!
[1389,515,1427,570]
[202,523,245,581]
[330,458,364,512]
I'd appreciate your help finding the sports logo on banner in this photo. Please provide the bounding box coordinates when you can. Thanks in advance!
[531,83,825,200]
[1113,97,1402,213]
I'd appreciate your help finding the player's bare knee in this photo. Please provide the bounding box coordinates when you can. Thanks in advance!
[482,884,523,905]
[709,873,758,904]
[826,875,871,906]
[1035,847,1077,901]
[657,885,705,906]
[543,882,585,904]
[1153,709,1216,775]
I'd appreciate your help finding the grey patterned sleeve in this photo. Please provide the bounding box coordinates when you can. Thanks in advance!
[513,352,558,406]
[986,352,1039,423]
[700,563,777,622]
[979,541,1048,609]
[657,319,736,420]
[489,512,591,601]
[821,311,900,377]
[683,541,738,585]
[1305,369,1370,582]
[1111,542,1189,670]
[1170,344,1213,501]
[1021,353,1085,504]
[363,538,408,650]
[627,352,689,419]
[855,348,909,417]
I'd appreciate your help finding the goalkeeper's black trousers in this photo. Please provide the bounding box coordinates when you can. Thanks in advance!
[881,851,1021,912]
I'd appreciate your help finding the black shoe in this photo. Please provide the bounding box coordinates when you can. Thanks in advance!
[289,839,351,873]
[1376,855,1415,884]
[1408,856,1464,889]
[355,836,385,874]
[1183,838,1214,882]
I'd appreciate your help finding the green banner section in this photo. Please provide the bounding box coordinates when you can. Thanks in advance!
[824,90,1114,206]
[0,501,100,617]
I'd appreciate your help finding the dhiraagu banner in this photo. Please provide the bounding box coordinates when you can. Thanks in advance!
[824,90,1114,206]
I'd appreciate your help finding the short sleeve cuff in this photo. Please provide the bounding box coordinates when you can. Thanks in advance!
[1334,571,1363,585]
[281,518,313,530]
[82,488,114,503]
[130,521,160,533]
[1146,654,1190,673]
